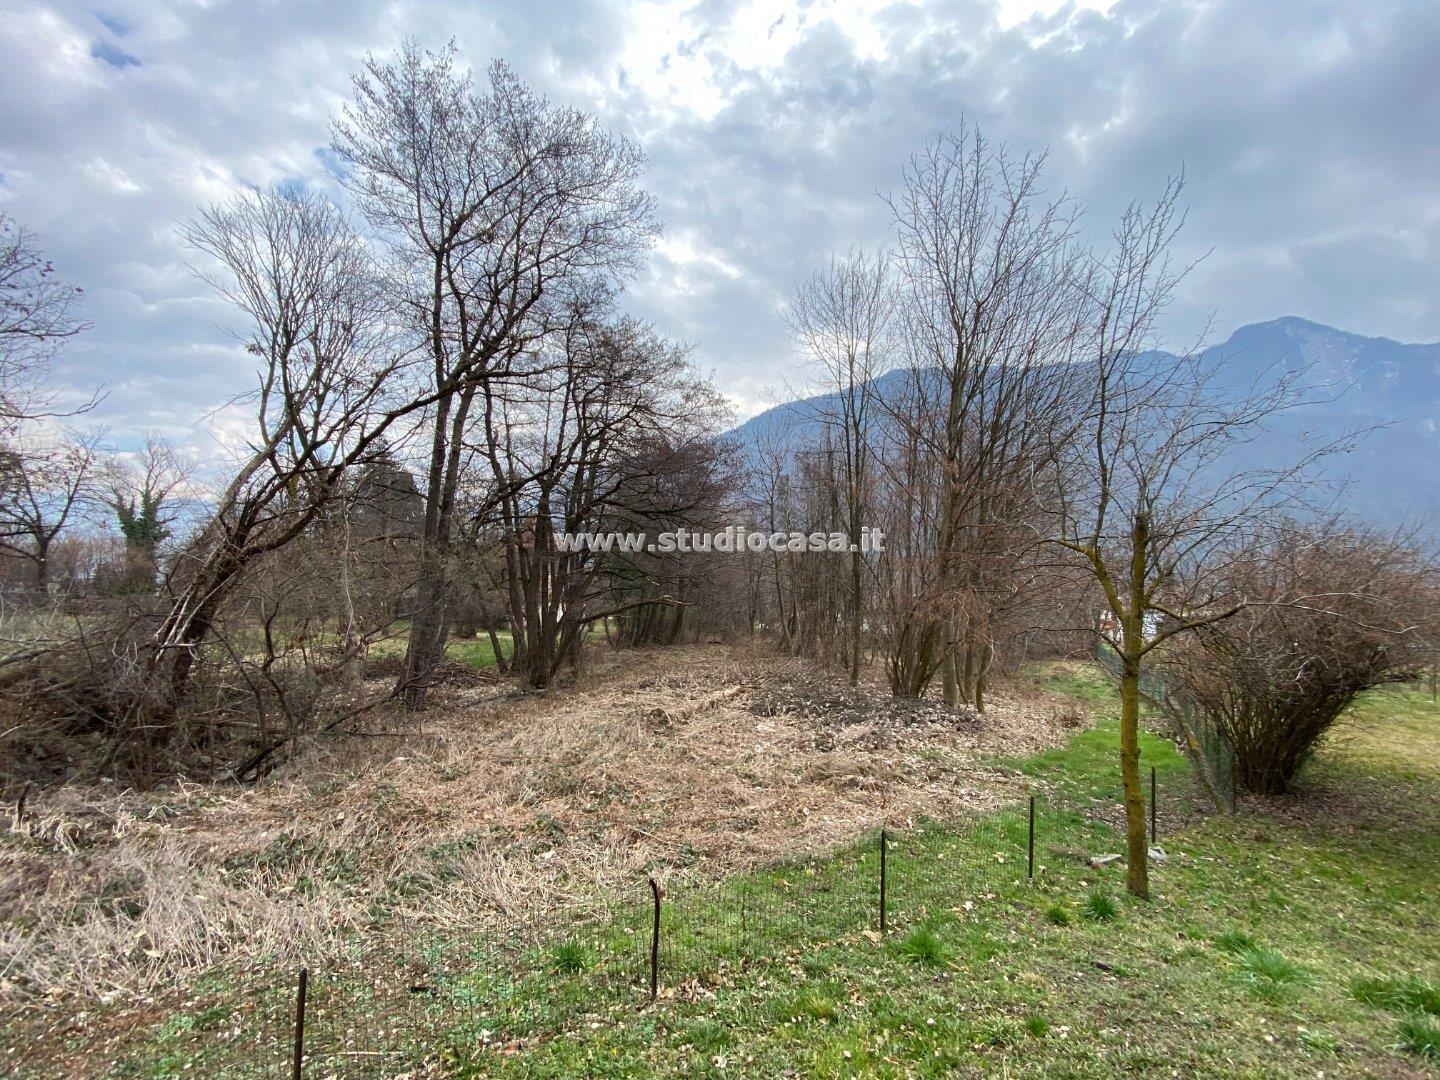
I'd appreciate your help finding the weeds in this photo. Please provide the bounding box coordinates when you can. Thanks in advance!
[549,940,589,974]
[897,925,948,966]
[1082,890,1118,922]
[1213,929,1257,954]
[1396,1012,1440,1062]
[1231,946,1310,999]
[1351,974,1440,1015]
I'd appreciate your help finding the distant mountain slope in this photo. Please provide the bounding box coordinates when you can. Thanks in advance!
[731,317,1440,531]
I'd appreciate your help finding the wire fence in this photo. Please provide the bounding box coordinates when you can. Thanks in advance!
[70,761,1218,1079]
[1094,642,1237,811]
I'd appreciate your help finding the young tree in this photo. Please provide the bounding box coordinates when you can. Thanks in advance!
[333,42,658,707]
[1045,179,1334,897]
[787,249,893,686]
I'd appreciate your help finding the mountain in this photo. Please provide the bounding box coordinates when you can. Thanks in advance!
[731,317,1440,532]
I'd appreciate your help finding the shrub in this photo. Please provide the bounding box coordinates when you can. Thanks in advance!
[1163,522,1439,794]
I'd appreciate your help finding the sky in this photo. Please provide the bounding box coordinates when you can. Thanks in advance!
[1,0,1437,455]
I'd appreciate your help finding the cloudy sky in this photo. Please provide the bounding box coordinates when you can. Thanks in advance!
[1,0,1437,454]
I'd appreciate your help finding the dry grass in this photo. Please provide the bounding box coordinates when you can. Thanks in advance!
[0,642,1073,1008]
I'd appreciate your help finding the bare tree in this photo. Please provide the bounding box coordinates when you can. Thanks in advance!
[1043,178,1341,897]
[333,41,658,707]
[479,314,731,688]
[882,126,1089,706]
[788,249,894,685]
[145,187,406,723]
[0,430,102,591]
[0,213,92,433]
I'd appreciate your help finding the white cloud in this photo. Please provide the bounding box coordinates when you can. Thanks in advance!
[0,0,1435,455]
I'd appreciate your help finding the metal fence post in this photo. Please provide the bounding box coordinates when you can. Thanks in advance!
[739,885,748,959]
[1027,795,1036,880]
[648,877,662,1000]
[1150,765,1158,844]
[292,968,307,1080]
[878,829,888,933]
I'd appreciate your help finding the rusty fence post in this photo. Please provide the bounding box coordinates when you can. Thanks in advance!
[292,968,307,1080]
[648,877,662,1000]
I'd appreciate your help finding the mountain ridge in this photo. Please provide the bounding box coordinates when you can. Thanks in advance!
[731,318,1440,531]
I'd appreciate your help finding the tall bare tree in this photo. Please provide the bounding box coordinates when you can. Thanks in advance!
[148,187,405,721]
[883,126,1089,706]
[0,213,92,433]
[788,249,894,685]
[333,42,658,707]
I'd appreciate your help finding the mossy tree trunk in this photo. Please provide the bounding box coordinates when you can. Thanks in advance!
[1117,638,1149,899]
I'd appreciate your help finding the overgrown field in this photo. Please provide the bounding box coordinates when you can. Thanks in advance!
[3,657,1438,1077]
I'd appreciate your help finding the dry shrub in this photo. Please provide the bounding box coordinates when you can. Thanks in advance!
[1164,521,1439,794]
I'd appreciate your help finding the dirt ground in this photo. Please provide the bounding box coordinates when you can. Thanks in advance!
[0,642,1079,1008]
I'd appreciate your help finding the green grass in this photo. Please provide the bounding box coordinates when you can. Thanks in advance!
[367,627,514,670]
[895,925,949,966]
[1044,902,1071,926]
[25,665,1440,1078]
[1215,928,1259,954]
[1230,945,1311,1000]
[1398,1013,1440,1062]
[550,939,590,974]
[1081,888,1119,922]
[1352,974,1440,1015]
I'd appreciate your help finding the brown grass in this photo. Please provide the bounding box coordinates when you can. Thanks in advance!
[0,642,1072,1006]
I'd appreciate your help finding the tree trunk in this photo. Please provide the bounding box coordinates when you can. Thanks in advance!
[848,543,862,687]
[1119,648,1150,899]
[402,564,449,708]
[942,628,959,707]
[974,643,990,714]
[33,539,50,592]
[486,623,508,674]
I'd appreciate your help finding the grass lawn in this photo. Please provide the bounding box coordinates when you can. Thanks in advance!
[365,627,514,671]
[39,667,1440,1077]
[370,625,606,671]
